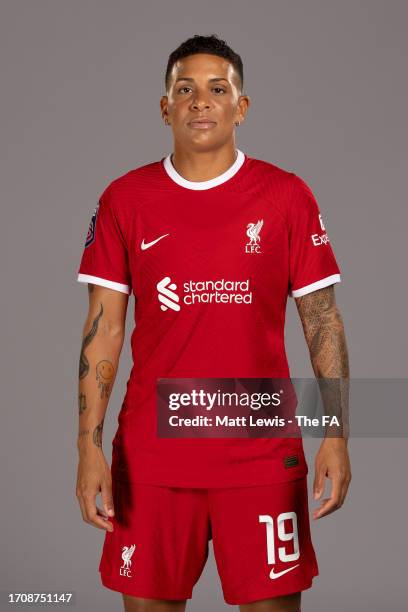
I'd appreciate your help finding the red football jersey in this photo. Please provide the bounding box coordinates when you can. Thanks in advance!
[77,150,341,487]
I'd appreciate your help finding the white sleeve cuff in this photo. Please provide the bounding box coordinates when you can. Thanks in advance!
[77,273,130,295]
[290,274,341,298]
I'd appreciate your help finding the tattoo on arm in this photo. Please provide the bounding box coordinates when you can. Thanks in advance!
[96,360,115,399]
[79,303,103,379]
[295,286,349,377]
[78,393,87,414]
[93,419,104,447]
[78,429,90,438]
[295,285,349,437]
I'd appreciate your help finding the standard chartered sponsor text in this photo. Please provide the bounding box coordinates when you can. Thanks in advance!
[183,278,252,304]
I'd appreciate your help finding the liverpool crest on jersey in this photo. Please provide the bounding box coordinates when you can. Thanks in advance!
[85,201,100,247]
[245,219,263,253]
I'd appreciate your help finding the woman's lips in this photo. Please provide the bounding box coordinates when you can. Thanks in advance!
[188,121,217,129]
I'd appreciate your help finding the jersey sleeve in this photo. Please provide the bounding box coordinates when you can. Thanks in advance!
[288,174,341,298]
[76,185,132,294]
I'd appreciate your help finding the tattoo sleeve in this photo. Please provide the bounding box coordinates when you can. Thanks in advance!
[295,285,350,437]
[77,292,126,453]
[79,303,103,379]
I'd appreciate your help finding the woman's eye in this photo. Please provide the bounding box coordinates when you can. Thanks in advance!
[177,86,226,94]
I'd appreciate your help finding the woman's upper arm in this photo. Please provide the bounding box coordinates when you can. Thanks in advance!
[85,283,129,334]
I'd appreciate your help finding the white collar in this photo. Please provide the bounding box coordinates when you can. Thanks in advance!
[163,149,245,190]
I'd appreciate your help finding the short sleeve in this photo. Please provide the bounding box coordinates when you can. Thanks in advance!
[76,185,132,294]
[288,174,341,298]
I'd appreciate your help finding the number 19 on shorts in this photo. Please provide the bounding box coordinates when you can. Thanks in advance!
[259,512,300,565]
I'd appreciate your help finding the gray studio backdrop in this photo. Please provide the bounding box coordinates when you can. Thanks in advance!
[1,1,407,611]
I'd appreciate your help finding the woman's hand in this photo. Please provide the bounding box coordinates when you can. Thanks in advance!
[75,446,115,532]
[313,437,352,519]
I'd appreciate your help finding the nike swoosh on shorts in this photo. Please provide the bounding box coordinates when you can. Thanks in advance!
[269,564,299,579]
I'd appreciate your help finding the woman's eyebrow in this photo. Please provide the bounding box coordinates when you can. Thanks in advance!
[175,77,230,84]
[208,78,229,83]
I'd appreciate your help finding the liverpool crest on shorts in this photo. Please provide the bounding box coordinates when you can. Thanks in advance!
[120,544,136,577]
[85,201,100,247]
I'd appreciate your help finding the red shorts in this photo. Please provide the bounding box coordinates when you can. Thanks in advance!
[99,477,319,605]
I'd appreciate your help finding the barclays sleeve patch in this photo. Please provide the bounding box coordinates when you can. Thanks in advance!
[85,201,100,247]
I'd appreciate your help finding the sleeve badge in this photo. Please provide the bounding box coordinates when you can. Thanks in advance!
[84,201,100,247]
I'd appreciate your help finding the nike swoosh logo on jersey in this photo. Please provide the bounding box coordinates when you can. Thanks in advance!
[141,234,170,250]
[269,564,299,579]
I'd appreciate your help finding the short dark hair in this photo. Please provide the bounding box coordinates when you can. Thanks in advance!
[165,34,244,93]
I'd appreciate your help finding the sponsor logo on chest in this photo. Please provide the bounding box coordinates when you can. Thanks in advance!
[157,277,253,312]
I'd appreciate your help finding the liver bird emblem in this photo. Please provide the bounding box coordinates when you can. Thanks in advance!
[121,544,136,569]
[246,220,263,244]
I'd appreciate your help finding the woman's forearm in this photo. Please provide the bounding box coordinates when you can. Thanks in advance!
[77,300,125,454]
[295,285,350,439]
